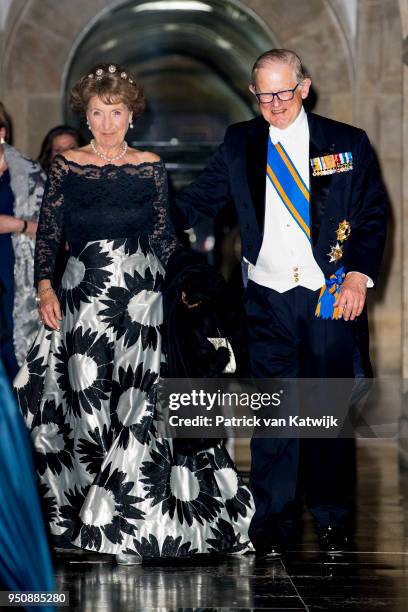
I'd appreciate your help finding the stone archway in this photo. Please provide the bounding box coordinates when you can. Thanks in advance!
[1,0,354,156]
[62,0,277,146]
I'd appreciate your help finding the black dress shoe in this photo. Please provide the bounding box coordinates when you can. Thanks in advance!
[255,543,283,559]
[317,524,348,553]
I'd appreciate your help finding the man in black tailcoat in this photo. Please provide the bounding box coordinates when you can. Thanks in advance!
[174,49,387,555]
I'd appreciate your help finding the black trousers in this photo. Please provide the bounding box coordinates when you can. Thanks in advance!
[244,280,357,547]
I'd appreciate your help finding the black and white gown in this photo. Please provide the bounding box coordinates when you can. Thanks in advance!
[14,155,254,558]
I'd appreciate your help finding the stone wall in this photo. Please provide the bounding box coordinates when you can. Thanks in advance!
[354,0,402,374]
[399,1,408,378]
[398,0,408,465]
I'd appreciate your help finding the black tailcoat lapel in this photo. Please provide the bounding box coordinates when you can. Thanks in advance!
[246,117,269,233]
[308,113,335,245]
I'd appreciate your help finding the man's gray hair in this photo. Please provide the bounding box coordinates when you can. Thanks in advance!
[251,49,310,84]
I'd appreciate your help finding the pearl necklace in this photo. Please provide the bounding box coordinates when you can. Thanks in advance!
[90,139,128,162]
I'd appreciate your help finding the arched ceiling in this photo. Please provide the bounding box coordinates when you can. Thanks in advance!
[0,0,358,157]
[63,0,277,143]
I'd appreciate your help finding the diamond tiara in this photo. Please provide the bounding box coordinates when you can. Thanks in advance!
[87,65,134,84]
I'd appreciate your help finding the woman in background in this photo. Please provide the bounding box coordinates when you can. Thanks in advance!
[38,125,81,285]
[0,101,45,381]
[38,125,80,175]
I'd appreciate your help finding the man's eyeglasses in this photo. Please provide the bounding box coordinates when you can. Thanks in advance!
[254,83,300,104]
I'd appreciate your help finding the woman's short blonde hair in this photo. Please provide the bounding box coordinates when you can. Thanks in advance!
[70,63,146,118]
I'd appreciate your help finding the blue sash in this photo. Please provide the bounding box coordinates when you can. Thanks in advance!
[267,139,310,241]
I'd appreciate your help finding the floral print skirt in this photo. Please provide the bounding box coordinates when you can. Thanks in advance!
[15,238,254,557]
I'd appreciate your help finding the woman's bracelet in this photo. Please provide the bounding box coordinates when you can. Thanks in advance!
[20,219,28,234]
[35,286,55,303]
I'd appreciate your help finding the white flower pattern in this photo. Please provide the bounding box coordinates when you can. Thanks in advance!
[16,238,254,557]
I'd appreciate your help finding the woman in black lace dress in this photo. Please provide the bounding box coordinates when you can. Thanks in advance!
[14,64,253,564]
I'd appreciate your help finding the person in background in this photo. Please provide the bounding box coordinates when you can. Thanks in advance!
[38,125,80,175]
[0,101,45,382]
[38,125,81,284]
[0,347,55,612]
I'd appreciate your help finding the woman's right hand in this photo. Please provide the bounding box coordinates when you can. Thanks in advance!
[38,290,62,331]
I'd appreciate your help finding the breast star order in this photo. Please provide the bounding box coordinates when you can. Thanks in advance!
[328,242,343,262]
[336,220,351,243]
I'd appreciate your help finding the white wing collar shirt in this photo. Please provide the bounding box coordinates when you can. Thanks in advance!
[248,106,325,293]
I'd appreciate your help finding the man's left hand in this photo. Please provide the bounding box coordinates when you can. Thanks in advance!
[334,272,368,321]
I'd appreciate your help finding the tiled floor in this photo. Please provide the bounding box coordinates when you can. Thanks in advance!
[54,440,408,611]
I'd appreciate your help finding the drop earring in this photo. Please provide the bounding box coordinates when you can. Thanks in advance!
[86,120,91,130]
[129,120,134,129]
[0,136,5,144]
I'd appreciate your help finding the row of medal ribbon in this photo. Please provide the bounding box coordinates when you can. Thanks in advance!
[310,152,353,176]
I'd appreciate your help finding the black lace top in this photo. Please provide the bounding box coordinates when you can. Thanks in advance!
[34,155,180,286]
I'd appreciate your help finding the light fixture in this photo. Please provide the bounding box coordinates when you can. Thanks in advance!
[163,23,180,31]
[133,1,213,12]
[100,39,118,51]
[216,37,232,50]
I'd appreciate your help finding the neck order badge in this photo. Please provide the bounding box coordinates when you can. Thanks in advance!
[266,138,310,241]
